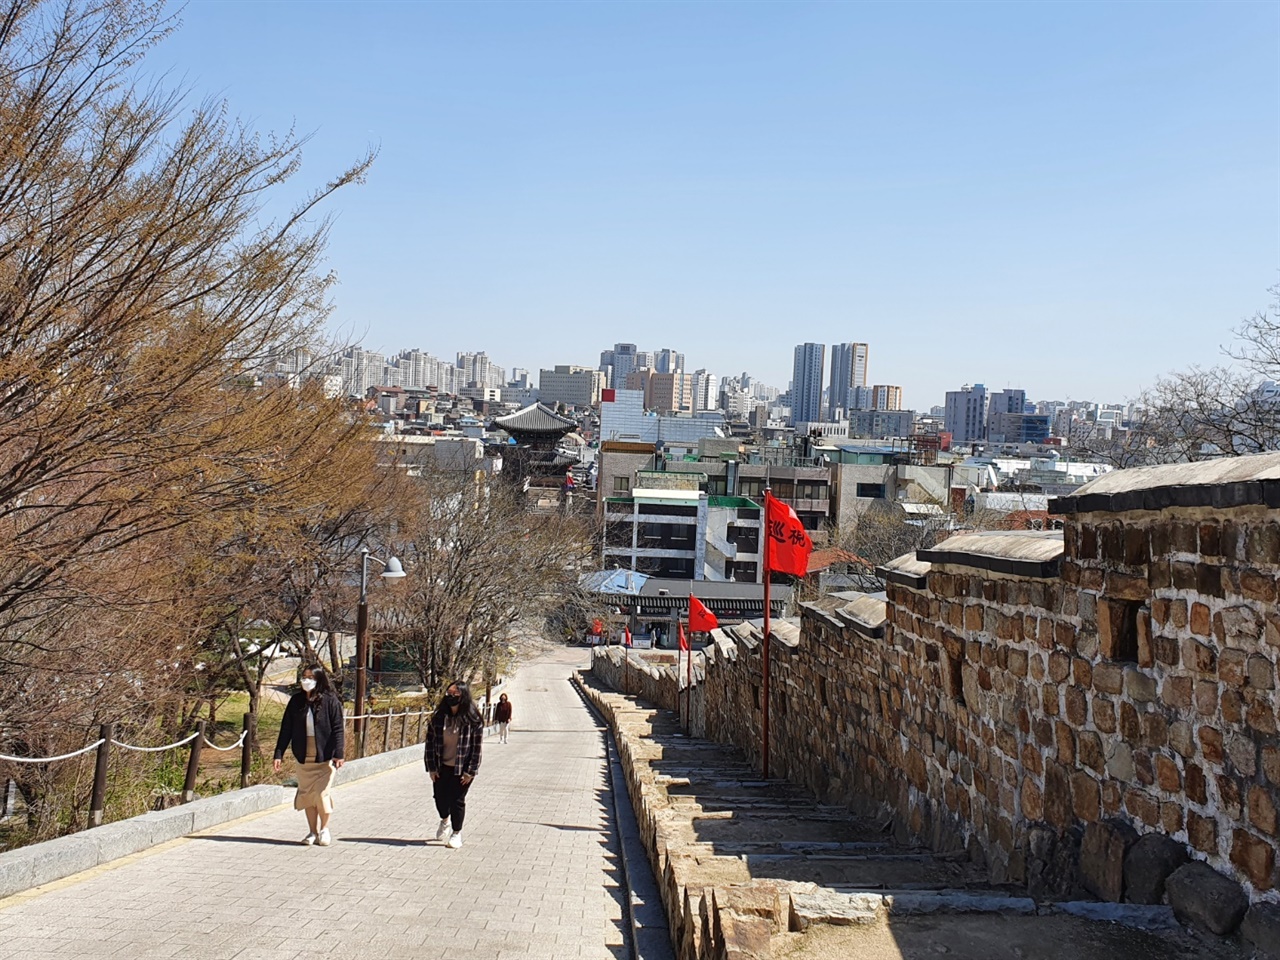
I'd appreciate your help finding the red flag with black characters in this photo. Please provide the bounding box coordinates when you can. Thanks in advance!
[764,491,814,577]
[678,622,690,652]
[688,595,719,633]
[624,626,632,647]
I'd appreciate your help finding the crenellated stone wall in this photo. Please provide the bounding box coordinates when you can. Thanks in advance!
[684,454,1280,921]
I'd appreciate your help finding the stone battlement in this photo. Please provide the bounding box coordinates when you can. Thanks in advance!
[683,452,1280,938]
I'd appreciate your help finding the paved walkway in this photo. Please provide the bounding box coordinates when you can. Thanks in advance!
[0,648,627,960]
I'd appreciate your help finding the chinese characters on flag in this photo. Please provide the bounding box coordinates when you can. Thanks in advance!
[688,595,719,633]
[764,491,814,577]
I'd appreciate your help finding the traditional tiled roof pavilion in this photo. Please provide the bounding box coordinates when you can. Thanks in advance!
[491,402,579,490]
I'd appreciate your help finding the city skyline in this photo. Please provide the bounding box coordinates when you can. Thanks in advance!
[162,3,1277,405]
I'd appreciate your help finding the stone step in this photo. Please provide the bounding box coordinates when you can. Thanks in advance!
[741,856,974,889]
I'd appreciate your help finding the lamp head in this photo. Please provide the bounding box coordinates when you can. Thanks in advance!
[381,556,407,580]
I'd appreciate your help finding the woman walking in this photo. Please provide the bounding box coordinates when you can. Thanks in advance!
[273,665,345,846]
[424,680,483,849]
[495,693,513,744]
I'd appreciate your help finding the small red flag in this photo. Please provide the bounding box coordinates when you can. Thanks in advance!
[678,623,690,651]
[688,595,719,633]
[624,626,632,647]
[765,491,814,577]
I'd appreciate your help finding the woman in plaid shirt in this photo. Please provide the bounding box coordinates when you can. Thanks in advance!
[425,680,483,848]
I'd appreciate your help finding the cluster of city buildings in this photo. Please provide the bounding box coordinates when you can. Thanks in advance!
[255,339,1147,642]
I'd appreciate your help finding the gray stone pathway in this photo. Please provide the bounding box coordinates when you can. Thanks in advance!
[0,648,628,959]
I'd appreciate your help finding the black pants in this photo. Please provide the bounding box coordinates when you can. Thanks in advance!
[433,765,471,832]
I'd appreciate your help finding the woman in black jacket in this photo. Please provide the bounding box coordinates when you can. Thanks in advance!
[273,665,345,846]
[424,680,483,848]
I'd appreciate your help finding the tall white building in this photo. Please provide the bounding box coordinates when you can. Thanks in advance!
[691,369,719,412]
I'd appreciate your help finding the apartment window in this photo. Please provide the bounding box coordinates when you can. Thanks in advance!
[739,478,764,498]
[796,481,828,500]
[856,483,886,499]
[613,476,630,494]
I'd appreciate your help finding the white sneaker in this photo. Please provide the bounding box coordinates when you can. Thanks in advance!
[447,831,463,849]
[436,818,451,841]
[317,828,331,847]
[302,832,317,846]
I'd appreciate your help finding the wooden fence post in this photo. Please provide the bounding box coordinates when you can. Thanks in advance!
[399,711,409,749]
[182,720,206,803]
[239,713,253,788]
[381,710,392,754]
[88,723,112,828]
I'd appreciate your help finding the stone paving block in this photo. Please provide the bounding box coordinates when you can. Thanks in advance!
[0,649,629,960]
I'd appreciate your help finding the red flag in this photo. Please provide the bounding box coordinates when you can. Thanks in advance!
[678,623,690,651]
[624,626,632,647]
[688,595,719,633]
[765,491,814,577]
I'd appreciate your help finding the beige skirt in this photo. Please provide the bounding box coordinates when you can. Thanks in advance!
[294,735,335,813]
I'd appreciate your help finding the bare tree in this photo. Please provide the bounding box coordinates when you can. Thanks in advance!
[382,465,596,691]
[1072,288,1280,465]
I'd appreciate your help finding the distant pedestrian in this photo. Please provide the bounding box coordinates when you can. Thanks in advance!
[425,680,483,849]
[495,693,513,743]
[273,665,345,846]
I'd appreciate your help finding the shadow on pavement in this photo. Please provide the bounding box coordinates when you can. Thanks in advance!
[511,820,601,832]
[191,834,299,846]
[336,836,424,847]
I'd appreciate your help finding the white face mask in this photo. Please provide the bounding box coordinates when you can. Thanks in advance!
[300,678,317,692]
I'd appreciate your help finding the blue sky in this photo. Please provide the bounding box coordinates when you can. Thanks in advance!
[158,1,1277,409]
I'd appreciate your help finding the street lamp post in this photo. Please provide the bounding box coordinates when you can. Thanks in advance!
[354,548,406,753]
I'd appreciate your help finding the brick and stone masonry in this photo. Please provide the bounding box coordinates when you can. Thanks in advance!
[680,454,1280,928]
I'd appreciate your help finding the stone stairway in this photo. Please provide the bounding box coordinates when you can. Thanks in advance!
[576,671,1249,960]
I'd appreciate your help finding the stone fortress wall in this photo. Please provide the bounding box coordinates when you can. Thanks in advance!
[636,453,1280,932]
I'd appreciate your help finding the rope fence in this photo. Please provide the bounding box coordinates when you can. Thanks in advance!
[110,732,201,753]
[1,696,501,828]
[201,731,247,752]
[0,740,107,764]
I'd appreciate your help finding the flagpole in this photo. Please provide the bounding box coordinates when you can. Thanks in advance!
[762,488,772,779]
[686,584,693,734]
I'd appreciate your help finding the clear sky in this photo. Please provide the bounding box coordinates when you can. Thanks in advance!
[157,1,1278,409]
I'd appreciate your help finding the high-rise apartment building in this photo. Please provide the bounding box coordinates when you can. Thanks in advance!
[655,348,685,374]
[828,342,869,419]
[944,384,989,444]
[691,369,719,412]
[625,369,693,413]
[871,385,903,411]
[791,343,826,425]
[600,343,638,389]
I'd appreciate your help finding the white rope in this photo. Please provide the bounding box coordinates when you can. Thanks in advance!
[202,731,248,751]
[0,739,106,763]
[111,731,201,752]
